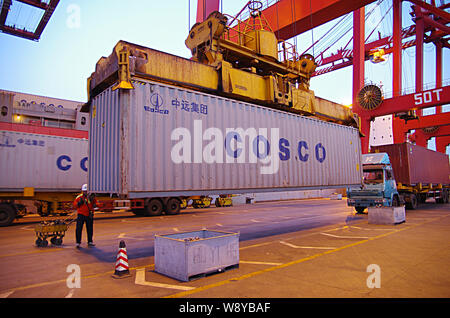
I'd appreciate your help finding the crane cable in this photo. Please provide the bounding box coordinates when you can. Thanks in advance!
[309,0,314,57]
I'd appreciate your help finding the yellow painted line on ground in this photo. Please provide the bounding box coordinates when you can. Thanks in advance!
[164,214,449,298]
[1,264,155,296]
[240,260,283,266]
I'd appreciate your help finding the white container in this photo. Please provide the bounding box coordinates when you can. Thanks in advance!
[368,206,406,225]
[154,229,239,281]
[89,79,363,198]
[0,128,88,192]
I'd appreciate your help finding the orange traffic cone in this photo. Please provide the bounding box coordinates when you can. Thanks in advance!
[112,240,131,279]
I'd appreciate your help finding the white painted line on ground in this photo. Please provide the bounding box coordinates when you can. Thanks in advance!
[118,233,126,239]
[320,232,369,239]
[240,260,283,266]
[216,223,223,227]
[172,227,180,232]
[251,219,262,223]
[135,268,194,291]
[65,289,75,298]
[279,241,336,250]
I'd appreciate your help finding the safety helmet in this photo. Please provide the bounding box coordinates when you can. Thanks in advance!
[81,184,88,191]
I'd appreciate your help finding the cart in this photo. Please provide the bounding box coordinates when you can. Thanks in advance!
[34,212,76,247]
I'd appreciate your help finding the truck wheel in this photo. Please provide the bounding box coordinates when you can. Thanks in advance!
[165,198,181,215]
[355,207,366,214]
[144,199,163,216]
[406,194,418,210]
[0,203,16,227]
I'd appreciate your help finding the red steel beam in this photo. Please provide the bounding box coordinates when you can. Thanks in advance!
[415,5,424,117]
[0,25,36,40]
[362,86,450,119]
[407,0,450,22]
[0,0,11,25]
[430,125,450,137]
[393,0,402,98]
[244,0,375,40]
[353,7,369,153]
[16,0,48,10]
[196,0,219,23]
[398,112,450,131]
[422,15,450,34]
[436,40,443,114]
[33,0,59,40]
[436,136,450,153]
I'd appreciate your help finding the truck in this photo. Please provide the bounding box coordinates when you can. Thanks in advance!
[347,143,450,213]
[0,122,89,226]
[81,7,364,216]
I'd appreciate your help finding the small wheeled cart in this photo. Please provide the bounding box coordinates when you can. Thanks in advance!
[34,213,76,247]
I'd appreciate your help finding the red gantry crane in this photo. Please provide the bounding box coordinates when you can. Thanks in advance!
[196,0,450,154]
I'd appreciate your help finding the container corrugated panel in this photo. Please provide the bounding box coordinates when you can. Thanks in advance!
[89,79,363,197]
[372,143,450,185]
[88,88,121,194]
[0,129,88,191]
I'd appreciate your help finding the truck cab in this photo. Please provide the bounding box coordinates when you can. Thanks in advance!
[347,153,401,213]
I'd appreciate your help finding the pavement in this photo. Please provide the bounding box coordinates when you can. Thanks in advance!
[0,198,449,299]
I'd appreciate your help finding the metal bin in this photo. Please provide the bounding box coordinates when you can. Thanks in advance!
[154,229,239,281]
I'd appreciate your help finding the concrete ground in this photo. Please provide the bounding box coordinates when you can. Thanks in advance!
[0,198,449,300]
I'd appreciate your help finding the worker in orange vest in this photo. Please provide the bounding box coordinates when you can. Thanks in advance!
[73,184,99,248]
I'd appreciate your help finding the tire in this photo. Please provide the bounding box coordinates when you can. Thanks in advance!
[165,198,181,215]
[444,190,449,204]
[406,193,418,210]
[355,206,366,214]
[144,199,163,216]
[0,203,16,227]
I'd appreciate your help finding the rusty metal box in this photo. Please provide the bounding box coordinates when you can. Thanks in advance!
[154,229,239,281]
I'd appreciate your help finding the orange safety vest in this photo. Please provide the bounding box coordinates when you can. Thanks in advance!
[73,193,97,217]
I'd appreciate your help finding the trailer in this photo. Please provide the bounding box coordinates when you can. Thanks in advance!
[0,122,88,226]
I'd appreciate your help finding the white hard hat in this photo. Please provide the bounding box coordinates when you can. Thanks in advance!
[82,184,88,191]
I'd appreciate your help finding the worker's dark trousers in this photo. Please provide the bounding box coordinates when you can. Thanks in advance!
[75,214,94,244]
